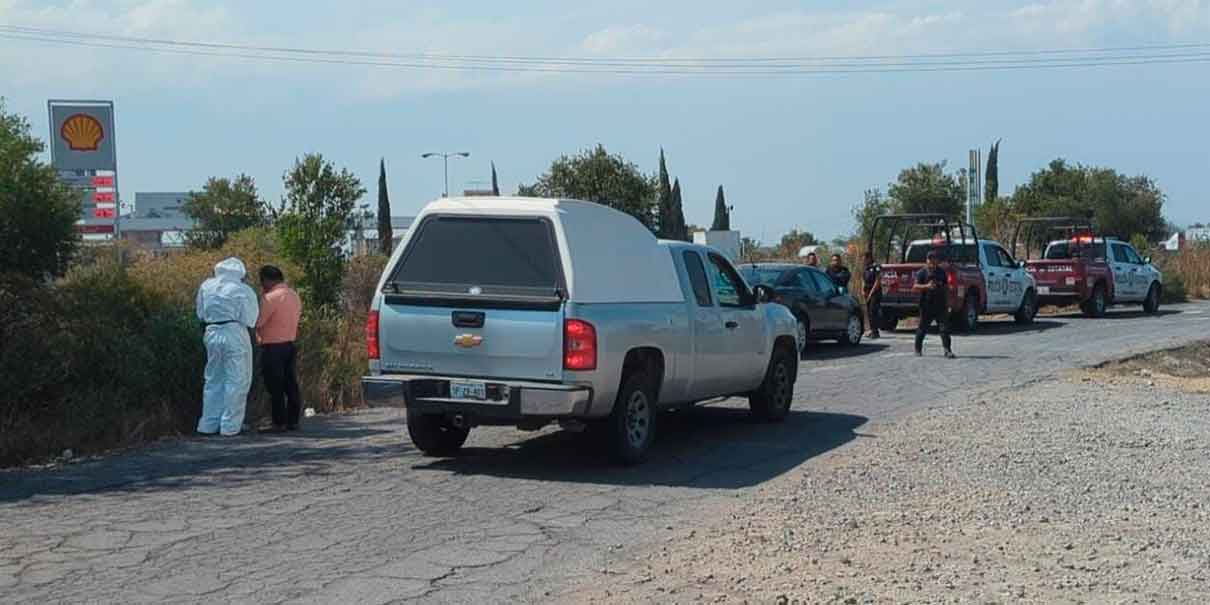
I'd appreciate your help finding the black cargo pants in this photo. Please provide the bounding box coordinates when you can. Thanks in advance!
[914,304,952,353]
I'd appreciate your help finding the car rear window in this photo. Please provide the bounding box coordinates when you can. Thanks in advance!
[741,267,788,287]
[391,216,563,293]
[905,243,977,263]
[1045,241,1106,260]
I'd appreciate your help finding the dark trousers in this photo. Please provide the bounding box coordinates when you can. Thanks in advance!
[866,294,882,333]
[915,305,952,353]
[262,342,302,427]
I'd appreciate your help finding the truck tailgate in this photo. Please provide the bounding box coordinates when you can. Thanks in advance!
[379,303,565,382]
[880,263,923,305]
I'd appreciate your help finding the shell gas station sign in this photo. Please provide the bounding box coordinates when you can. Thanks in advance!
[48,100,121,231]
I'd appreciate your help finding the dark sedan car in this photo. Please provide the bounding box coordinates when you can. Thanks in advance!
[741,263,864,352]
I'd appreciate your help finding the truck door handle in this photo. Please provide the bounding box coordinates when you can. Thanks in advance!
[725,321,739,329]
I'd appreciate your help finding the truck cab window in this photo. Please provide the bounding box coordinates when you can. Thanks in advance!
[983,244,1003,267]
[682,251,713,307]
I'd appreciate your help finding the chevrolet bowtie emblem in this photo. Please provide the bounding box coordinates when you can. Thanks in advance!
[454,334,484,348]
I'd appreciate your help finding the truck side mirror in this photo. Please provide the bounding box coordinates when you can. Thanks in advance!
[752,284,775,304]
[1143,256,1152,265]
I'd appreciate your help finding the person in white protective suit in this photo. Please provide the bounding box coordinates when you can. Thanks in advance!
[195,257,260,436]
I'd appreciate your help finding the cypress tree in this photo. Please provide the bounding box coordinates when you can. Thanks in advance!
[376,158,393,254]
[984,139,1000,204]
[671,178,689,241]
[711,185,730,231]
[656,148,673,238]
[491,161,500,196]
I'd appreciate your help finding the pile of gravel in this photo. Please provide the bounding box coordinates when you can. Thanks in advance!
[571,368,1210,604]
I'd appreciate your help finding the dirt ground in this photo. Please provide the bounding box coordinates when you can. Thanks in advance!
[565,343,1210,604]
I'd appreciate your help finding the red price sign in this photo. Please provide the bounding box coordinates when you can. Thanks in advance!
[94,191,115,203]
[94,207,115,219]
[92,175,114,187]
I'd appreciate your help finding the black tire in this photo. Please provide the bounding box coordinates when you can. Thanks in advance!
[879,312,900,332]
[954,293,978,333]
[1015,289,1038,325]
[406,411,470,456]
[1082,283,1107,318]
[1143,283,1161,314]
[795,316,809,357]
[749,345,796,422]
[837,313,863,346]
[606,372,658,465]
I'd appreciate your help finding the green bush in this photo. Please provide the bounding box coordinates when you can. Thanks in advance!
[0,263,204,465]
[1161,271,1188,304]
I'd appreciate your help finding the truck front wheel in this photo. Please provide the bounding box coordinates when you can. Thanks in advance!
[1143,283,1161,314]
[749,346,795,422]
[606,372,658,465]
[407,411,470,456]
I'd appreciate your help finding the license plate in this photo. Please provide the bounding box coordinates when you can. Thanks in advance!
[1037,286,1050,295]
[450,380,487,401]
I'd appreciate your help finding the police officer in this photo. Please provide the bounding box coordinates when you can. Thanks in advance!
[826,253,852,293]
[913,251,955,358]
[861,253,882,339]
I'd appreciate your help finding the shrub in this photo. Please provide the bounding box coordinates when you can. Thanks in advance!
[0,263,203,465]
[1154,245,1210,301]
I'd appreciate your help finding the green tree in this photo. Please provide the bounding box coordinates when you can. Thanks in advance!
[984,140,1000,205]
[888,162,965,218]
[518,144,657,228]
[711,185,730,231]
[276,153,366,308]
[974,196,1018,245]
[669,178,689,241]
[655,148,674,237]
[376,158,393,254]
[778,229,818,258]
[1010,159,1167,242]
[490,161,500,196]
[182,174,268,249]
[0,100,79,279]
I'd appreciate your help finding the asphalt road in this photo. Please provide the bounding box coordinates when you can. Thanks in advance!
[3,301,1209,604]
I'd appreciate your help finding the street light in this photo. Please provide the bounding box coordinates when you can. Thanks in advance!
[421,151,470,198]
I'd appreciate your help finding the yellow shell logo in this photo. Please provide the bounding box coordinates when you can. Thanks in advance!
[60,114,104,151]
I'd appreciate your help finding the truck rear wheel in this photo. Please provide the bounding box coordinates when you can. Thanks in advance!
[749,346,795,422]
[607,372,658,465]
[407,411,470,456]
[1082,284,1107,318]
[954,294,978,333]
[878,312,899,332]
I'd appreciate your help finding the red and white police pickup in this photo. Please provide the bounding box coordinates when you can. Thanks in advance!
[870,214,1038,333]
[1012,218,1164,317]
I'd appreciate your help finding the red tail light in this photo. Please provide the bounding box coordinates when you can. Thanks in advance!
[564,319,597,371]
[946,270,957,286]
[366,310,380,360]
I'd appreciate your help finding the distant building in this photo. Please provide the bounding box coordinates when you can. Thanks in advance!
[1187,227,1210,244]
[118,192,196,249]
[347,215,415,256]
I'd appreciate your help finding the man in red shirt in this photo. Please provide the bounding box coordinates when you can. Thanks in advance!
[256,265,304,431]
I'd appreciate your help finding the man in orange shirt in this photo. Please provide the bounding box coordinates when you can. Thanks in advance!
[256,265,304,431]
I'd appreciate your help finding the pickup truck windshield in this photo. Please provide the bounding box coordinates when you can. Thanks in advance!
[390,216,563,294]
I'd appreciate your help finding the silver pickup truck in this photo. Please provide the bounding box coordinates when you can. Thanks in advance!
[362,197,799,464]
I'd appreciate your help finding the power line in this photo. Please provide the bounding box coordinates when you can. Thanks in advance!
[2,25,1209,76]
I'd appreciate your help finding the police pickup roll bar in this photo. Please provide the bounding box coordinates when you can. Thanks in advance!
[1010,217,1096,261]
[866,213,981,268]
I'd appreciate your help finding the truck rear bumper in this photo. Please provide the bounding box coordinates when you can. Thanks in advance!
[361,374,593,419]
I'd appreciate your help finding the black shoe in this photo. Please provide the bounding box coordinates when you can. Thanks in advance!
[944,350,956,359]
[869,332,880,340]
[264,425,287,434]
[914,350,923,357]
[286,424,300,431]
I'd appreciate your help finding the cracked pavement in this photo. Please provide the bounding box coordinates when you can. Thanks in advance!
[2,302,1208,603]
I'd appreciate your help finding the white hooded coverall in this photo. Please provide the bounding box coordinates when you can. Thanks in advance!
[195,258,260,436]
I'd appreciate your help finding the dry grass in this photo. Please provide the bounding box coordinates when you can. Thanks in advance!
[1154,246,1210,300]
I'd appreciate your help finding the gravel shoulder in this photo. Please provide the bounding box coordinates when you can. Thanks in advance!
[567,344,1210,604]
